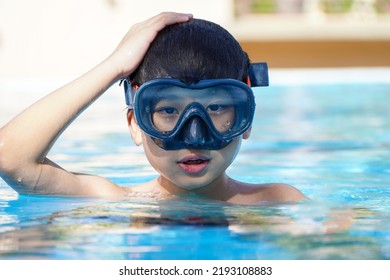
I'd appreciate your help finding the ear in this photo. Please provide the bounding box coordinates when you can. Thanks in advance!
[242,127,252,140]
[127,110,143,146]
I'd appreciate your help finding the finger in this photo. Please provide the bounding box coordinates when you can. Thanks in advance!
[126,12,191,39]
[144,12,193,30]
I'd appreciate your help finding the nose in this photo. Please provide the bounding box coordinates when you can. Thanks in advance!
[181,116,211,147]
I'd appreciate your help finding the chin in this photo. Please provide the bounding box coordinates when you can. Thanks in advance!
[176,181,209,191]
[170,176,216,192]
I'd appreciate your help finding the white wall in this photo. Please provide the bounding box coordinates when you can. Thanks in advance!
[0,0,233,78]
[1,0,388,79]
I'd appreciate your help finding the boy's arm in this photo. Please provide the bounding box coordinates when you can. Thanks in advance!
[0,12,192,197]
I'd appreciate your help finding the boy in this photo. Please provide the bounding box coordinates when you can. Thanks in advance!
[0,12,306,205]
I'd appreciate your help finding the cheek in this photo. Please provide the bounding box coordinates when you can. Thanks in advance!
[142,134,163,160]
[141,134,175,174]
[218,137,242,166]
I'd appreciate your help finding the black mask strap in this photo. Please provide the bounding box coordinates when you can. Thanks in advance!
[248,62,269,87]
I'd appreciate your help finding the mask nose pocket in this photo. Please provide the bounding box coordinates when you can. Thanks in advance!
[181,116,211,147]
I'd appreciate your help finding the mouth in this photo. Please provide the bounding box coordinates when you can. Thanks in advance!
[177,155,210,174]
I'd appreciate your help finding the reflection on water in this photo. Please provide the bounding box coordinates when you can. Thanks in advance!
[0,192,389,260]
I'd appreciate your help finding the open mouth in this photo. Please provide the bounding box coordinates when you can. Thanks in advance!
[182,159,207,164]
[178,156,210,174]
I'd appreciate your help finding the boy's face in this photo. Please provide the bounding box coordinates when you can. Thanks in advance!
[126,78,254,191]
[127,111,251,191]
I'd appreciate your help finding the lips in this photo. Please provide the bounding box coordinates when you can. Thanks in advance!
[177,155,210,174]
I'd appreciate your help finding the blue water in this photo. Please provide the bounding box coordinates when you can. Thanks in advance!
[1,77,390,259]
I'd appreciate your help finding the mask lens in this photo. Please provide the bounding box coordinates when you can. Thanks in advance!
[151,89,185,133]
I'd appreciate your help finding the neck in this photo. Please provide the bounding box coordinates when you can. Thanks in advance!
[156,173,237,201]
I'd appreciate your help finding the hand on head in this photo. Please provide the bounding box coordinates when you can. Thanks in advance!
[109,12,193,78]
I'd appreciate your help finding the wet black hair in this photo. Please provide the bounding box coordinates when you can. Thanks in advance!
[129,18,250,85]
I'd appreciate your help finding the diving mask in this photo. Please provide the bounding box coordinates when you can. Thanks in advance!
[123,62,269,150]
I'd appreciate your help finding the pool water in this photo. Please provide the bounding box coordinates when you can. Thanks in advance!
[1,69,390,259]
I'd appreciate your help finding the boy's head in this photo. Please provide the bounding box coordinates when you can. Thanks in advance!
[129,18,250,85]
[125,18,267,152]
[125,17,268,191]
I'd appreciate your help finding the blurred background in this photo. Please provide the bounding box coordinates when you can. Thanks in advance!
[0,0,389,78]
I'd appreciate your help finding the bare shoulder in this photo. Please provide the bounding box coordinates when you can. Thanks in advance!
[73,173,129,198]
[229,180,308,205]
[256,183,308,202]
